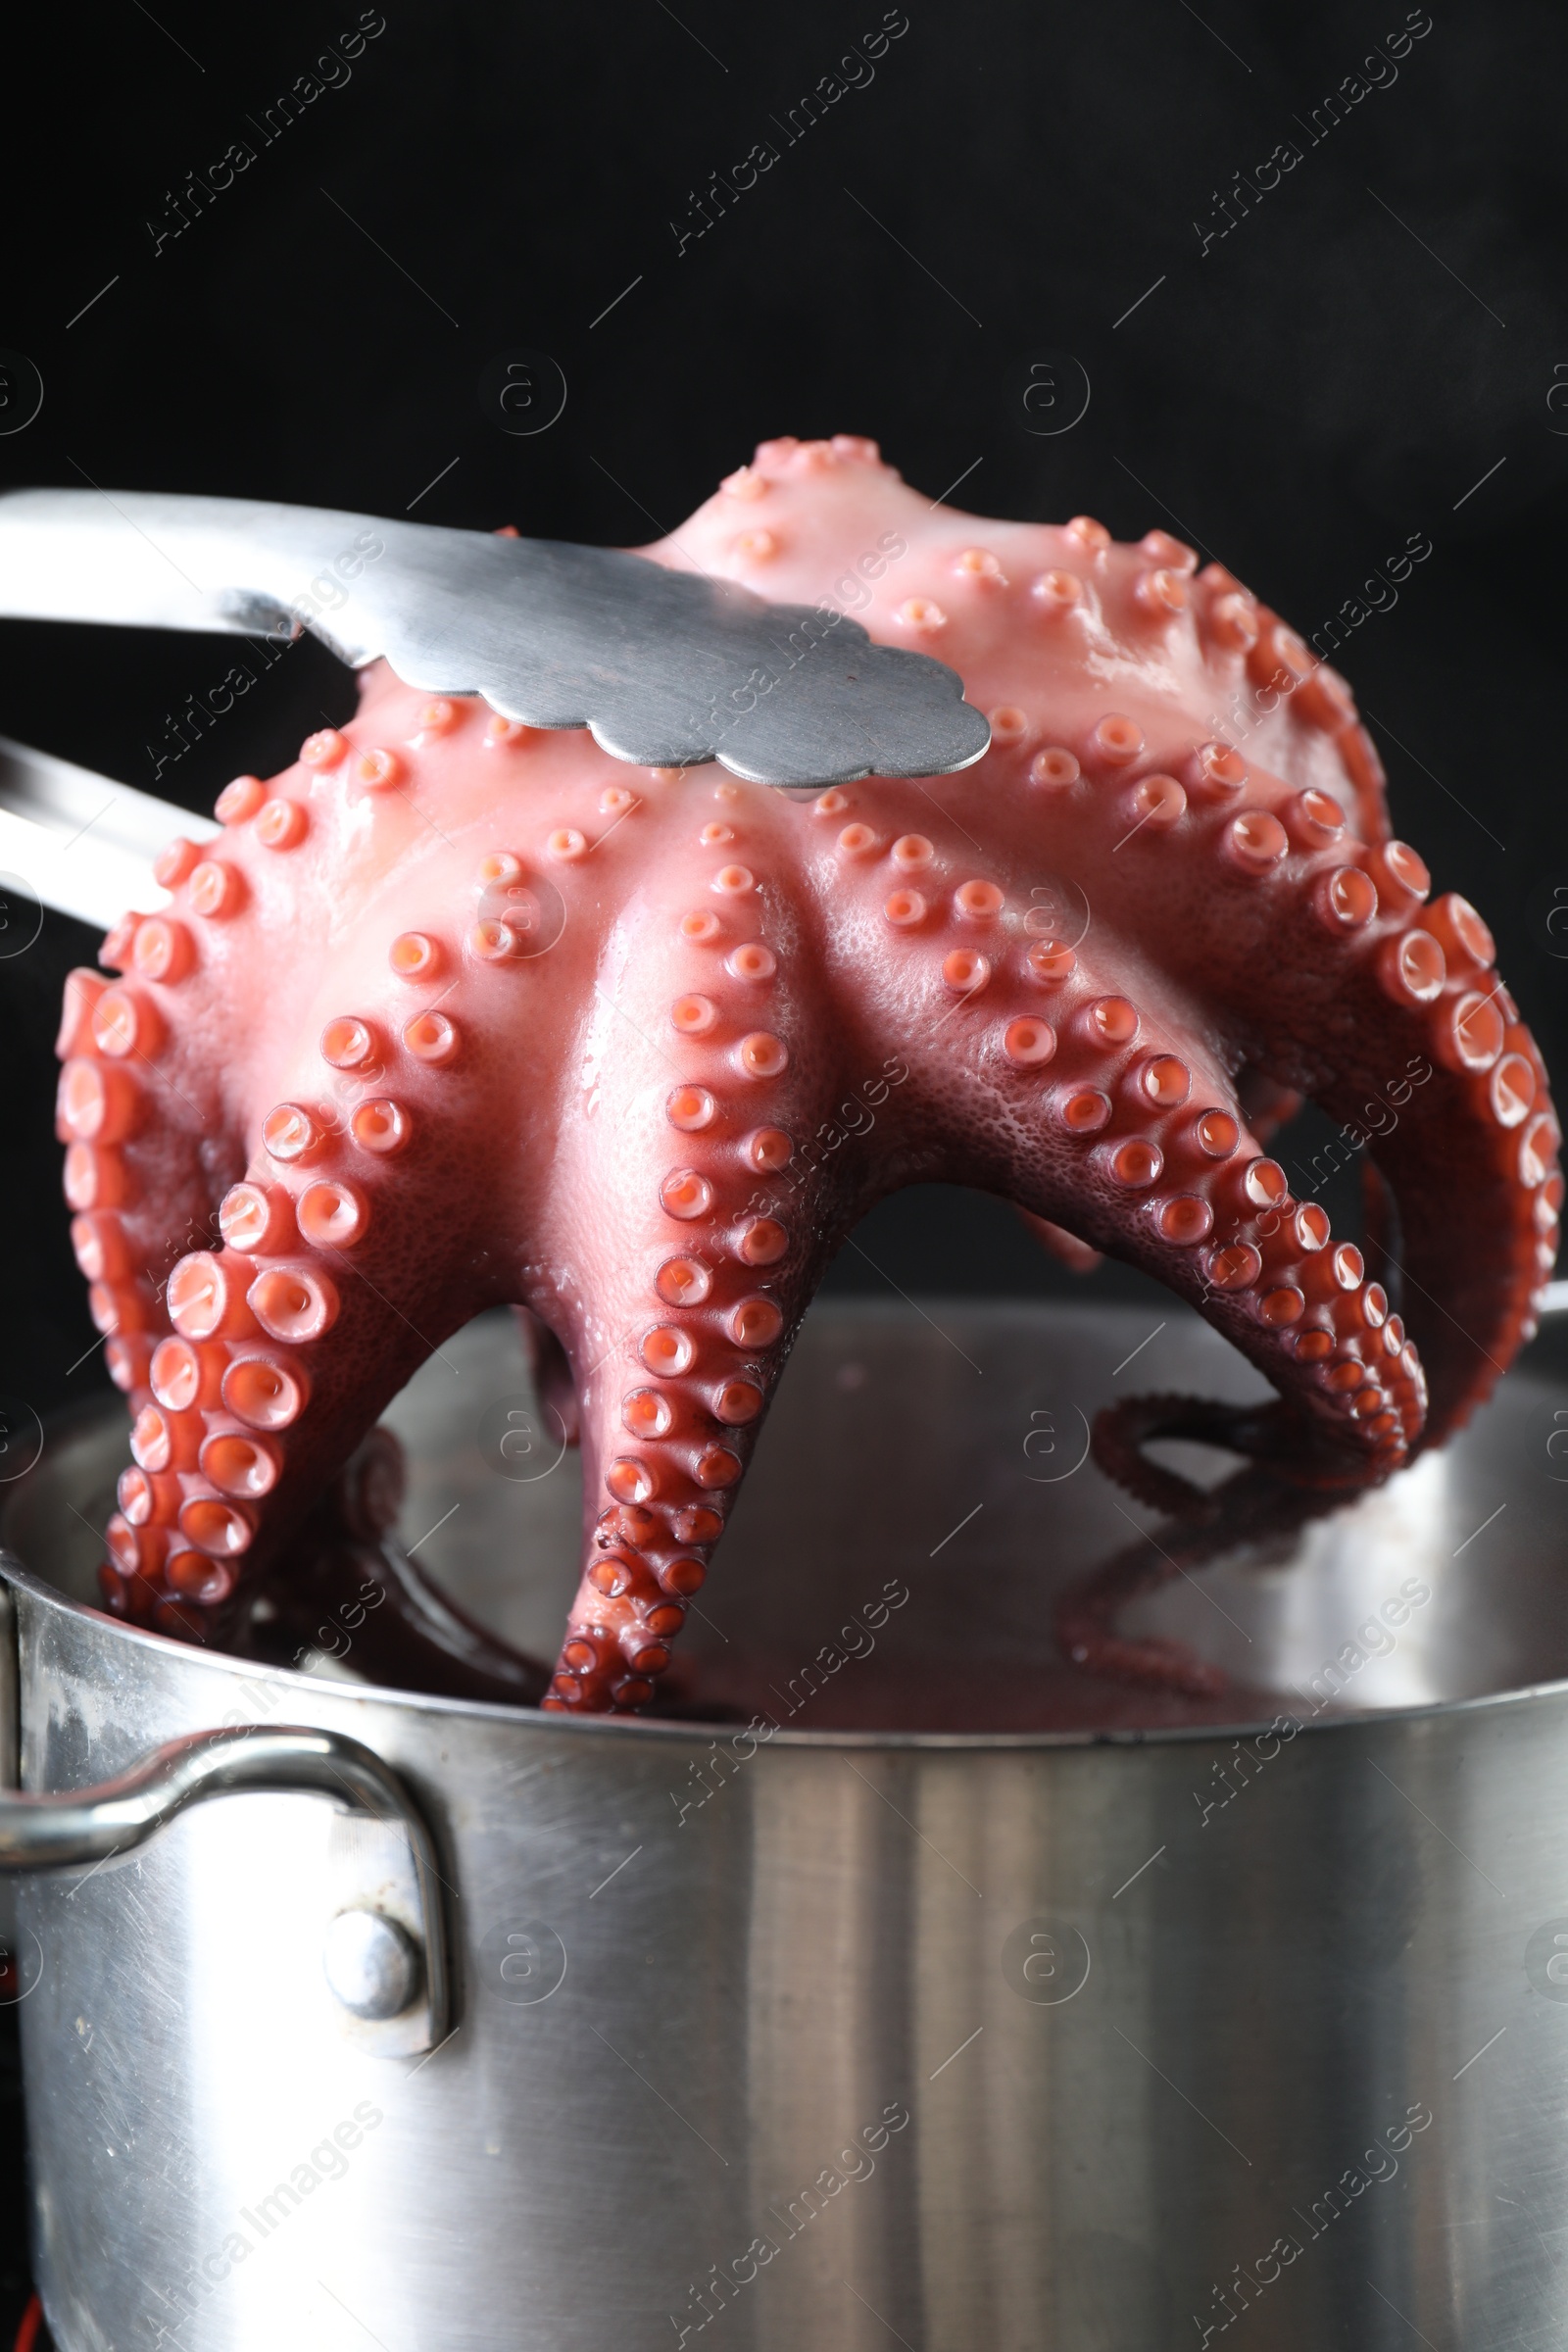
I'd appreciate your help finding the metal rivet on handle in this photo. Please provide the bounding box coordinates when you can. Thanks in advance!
[322,1908,421,2021]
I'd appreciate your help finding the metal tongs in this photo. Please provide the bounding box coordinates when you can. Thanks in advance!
[0,488,989,929]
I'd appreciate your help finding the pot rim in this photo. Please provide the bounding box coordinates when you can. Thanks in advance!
[11,1288,1566,1759]
[7,1547,1568,1757]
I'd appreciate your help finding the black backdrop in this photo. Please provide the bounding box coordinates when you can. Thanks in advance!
[3,0,1566,1429]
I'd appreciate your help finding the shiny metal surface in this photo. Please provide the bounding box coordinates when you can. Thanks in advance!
[0,735,219,931]
[0,1715,447,2056]
[5,1298,1568,2350]
[320,1911,419,2023]
[0,489,990,792]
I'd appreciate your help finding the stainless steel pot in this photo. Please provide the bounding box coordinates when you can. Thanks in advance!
[4,1297,1568,2352]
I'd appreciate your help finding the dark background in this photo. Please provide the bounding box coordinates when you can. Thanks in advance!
[4,0,1567,1433]
[0,5,1562,2336]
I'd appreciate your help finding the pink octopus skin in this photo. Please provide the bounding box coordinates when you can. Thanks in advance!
[56,432,1559,1715]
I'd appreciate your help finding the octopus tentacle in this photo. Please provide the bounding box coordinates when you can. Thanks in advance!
[936,698,1549,1460]
[58,955,239,1636]
[1054,1458,1349,1694]
[542,820,835,1714]
[838,852,1427,1476]
[99,1124,470,1633]
[1116,794,1556,1439]
[71,719,517,1638]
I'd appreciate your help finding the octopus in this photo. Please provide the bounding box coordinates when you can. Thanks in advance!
[54,432,1559,1716]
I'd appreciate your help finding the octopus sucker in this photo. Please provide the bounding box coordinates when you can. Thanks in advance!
[58,434,1557,1708]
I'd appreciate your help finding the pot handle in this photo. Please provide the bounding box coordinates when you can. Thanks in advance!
[0,1725,450,2050]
